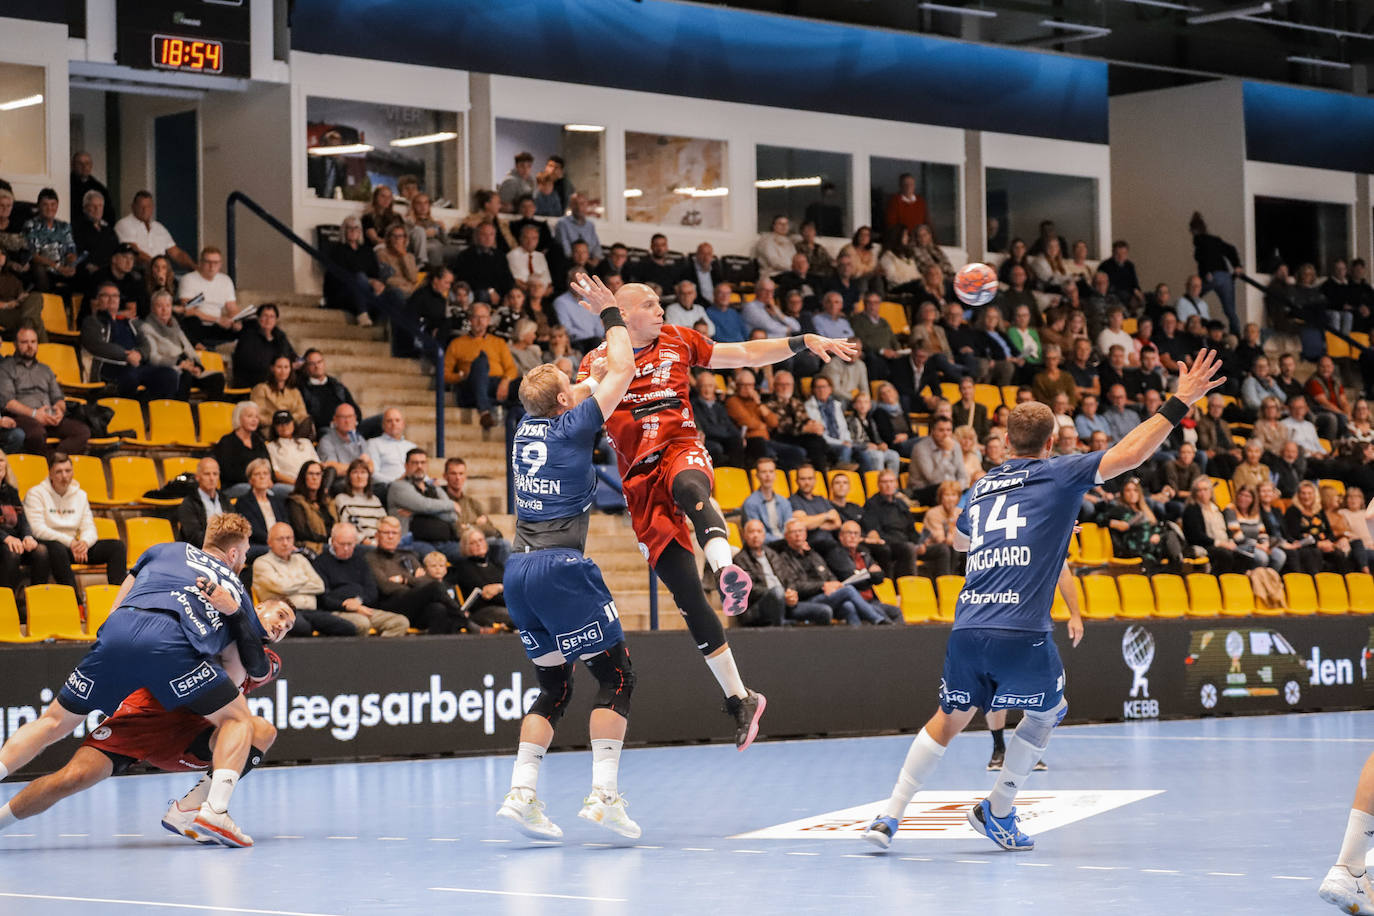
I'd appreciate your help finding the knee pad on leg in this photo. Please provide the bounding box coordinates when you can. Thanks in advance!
[1015,698,1067,749]
[671,470,728,547]
[583,643,635,719]
[528,663,576,727]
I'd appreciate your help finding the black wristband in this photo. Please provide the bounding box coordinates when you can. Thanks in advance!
[787,334,808,354]
[1159,396,1189,426]
[600,306,625,330]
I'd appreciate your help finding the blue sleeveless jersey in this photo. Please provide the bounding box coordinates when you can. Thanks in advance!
[953,452,1103,633]
[124,542,259,656]
[512,397,603,551]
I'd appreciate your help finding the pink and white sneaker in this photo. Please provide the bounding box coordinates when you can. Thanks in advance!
[718,565,753,617]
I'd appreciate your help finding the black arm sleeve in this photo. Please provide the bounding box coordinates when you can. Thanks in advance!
[224,610,270,680]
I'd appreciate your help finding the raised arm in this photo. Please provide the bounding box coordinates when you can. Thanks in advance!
[1098,349,1225,481]
[709,333,858,370]
[569,275,635,419]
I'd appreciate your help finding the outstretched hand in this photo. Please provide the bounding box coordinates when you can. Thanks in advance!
[806,334,860,364]
[574,273,618,316]
[1174,348,1227,405]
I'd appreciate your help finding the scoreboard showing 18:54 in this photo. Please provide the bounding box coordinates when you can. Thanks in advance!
[116,0,252,79]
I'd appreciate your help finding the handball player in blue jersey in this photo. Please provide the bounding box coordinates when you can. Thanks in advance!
[863,350,1224,852]
[0,513,294,848]
[496,274,644,841]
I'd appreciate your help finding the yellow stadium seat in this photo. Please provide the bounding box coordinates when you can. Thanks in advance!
[1348,573,1374,614]
[1151,574,1188,618]
[1318,478,1346,497]
[163,456,202,481]
[726,520,741,549]
[84,583,121,636]
[828,469,863,504]
[1050,582,1069,621]
[751,468,790,497]
[862,469,880,497]
[1075,522,1108,566]
[1319,437,1333,453]
[1326,331,1351,360]
[973,384,1003,413]
[1117,574,1155,619]
[93,517,119,542]
[126,517,174,563]
[935,574,963,622]
[1217,573,1255,617]
[25,585,92,641]
[1122,317,1137,334]
[9,453,48,498]
[1186,574,1222,618]
[197,401,236,443]
[97,396,148,444]
[1001,385,1019,408]
[789,469,827,498]
[878,301,909,336]
[713,467,751,512]
[1316,572,1349,615]
[939,382,959,404]
[1082,576,1120,620]
[799,376,812,397]
[0,587,40,643]
[1351,331,1371,349]
[37,343,102,392]
[1098,525,1142,568]
[107,456,181,507]
[147,399,205,447]
[41,293,76,338]
[70,454,113,505]
[872,578,898,607]
[897,575,936,624]
[1283,573,1318,616]
[196,350,251,397]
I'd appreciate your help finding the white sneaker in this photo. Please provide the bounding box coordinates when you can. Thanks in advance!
[192,803,254,848]
[1319,865,1374,914]
[496,790,563,840]
[160,799,215,844]
[578,789,642,839]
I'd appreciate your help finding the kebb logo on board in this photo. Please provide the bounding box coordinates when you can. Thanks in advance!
[1121,625,1159,719]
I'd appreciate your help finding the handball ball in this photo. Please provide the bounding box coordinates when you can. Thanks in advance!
[954,262,999,307]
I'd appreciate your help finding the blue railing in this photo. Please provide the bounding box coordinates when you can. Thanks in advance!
[224,191,447,455]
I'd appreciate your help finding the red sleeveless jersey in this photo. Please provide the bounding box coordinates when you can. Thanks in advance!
[577,325,715,475]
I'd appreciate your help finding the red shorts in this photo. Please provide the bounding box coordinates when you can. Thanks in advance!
[81,689,213,774]
[622,440,715,566]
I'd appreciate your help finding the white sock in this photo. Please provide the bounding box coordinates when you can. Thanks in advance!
[706,648,747,699]
[0,802,16,832]
[988,734,1045,818]
[1337,808,1374,875]
[205,769,239,814]
[881,729,947,820]
[510,742,546,795]
[0,762,8,781]
[180,775,212,810]
[703,537,734,574]
[591,738,623,795]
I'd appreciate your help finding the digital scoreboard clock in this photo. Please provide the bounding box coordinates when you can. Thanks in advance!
[117,1,251,78]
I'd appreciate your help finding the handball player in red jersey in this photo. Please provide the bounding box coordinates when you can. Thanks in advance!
[578,279,857,749]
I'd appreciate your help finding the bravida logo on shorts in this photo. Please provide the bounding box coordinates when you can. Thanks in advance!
[170,661,217,699]
[65,668,93,700]
[557,621,604,655]
[990,692,1046,709]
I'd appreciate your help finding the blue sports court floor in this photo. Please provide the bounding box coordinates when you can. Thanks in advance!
[0,711,1368,915]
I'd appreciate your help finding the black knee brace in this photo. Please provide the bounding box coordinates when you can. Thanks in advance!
[654,541,727,655]
[671,469,729,548]
[528,662,575,726]
[583,643,636,719]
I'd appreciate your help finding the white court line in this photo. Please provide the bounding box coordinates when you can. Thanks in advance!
[683,847,714,851]
[325,836,357,840]
[634,845,662,849]
[956,859,990,864]
[1274,875,1311,881]
[376,837,406,841]
[1,834,34,838]
[112,833,143,838]
[788,852,821,857]
[59,833,89,837]
[0,893,340,916]
[273,836,304,840]
[733,849,766,854]
[901,856,933,862]
[1141,868,1179,874]
[428,837,460,842]
[1017,863,1053,867]
[1079,866,1122,870]
[480,839,510,844]
[1208,872,1245,877]
[430,887,626,903]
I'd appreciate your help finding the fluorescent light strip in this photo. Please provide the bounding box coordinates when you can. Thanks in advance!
[1286,55,1352,69]
[1239,15,1374,40]
[0,94,43,112]
[307,143,374,156]
[389,131,458,147]
[1037,18,1112,35]
[623,188,643,198]
[672,186,729,197]
[754,177,824,189]
[564,124,605,132]
[1115,0,1198,10]
[1186,2,1270,25]
[918,3,997,18]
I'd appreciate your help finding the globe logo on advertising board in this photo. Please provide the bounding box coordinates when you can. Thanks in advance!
[1121,625,1158,719]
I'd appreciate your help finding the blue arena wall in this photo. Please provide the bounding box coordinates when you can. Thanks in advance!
[1243,81,1374,174]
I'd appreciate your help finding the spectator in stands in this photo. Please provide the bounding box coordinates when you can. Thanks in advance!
[1104,477,1183,572]
[908,415,967,505]
[443,302,518,430]
[1127,346,1167,403]
[825,472,869,532]
[910,299,966,383]
[73,189,117,289]
[299,348,370,438]
[967,306,1017,387]
[878,227,922,296]
[508,194,553,256]
[663,279,711,332]
[950,375,988,440]
[1188,212,1242,335]
[498,151,536,209]
[1160,440,1203,510]
[1005,303,1042,375]
[911,224,954,281]
[23,452,125,588]
[921,480,967,574]
[266,411,320,486]
[451,526,514,629]
[884,173,927,235]
[1232,440,1270,494]
[508,318,543,377]
[0,326,89,457]
[850,392,899,473]
[740,456,790,543]
[0,450,48,597]
[447,222,510,308]
[1029,237,1073,294]
[766,371,830,469]
[789,462,842,549]
[1269,352,1303,403]
[457,189,516,252]
[839,226,881,291]
[215,400,277,498]
[861,469,921,578]
[1096,306,1135,363]
[334,458,385,545]
[772,252,818,306]
[231,459,284,564]
[1182,477,1254,574]
[741,277,796,338]
[1305,355,1350,441]
[622,233,671,290]
[229,302,294,389]
[691,370,743,467]
[0,249,45,344]
[1191,393,1239,478]
[507,223,552,295]
[553,193,601,264]
[384,447,460,561]
[251,356,312,438]
[983,432,1008,470]
[136,289,222,399]
[407,193,451,270]
[439,456,509,562]
[703,283,745,343]
[404,265,453,346]
[254,522,354,637]
[311,521,409,637]
[1270,439,1307,499]
[1175,274,1209,324]
[1028,343,1077,408]
[316,404,369,480]
[1339,487,1373,575]
[364,408,416,486]
[324,215,385,327]
[377,224,422,304]
[176,457,223,547]
[1351,258,1374,333]
[1283,395,1329,460]
[1349,399,1374,444]
[22,188,77,294]
[850,292,899,382]
[1065,337,1100,401]
[724,369,797,467]
[1148,310,1190,375]
[775,517,891,626]
[754,215,797,278]
[286,459,338,555]
[824,252,863,312]
[1097,239,1143,309]
[360,185,404,249]
[70,152,111,220]
[1241,355,1287,417]
[823,519,903,624]
[795,220,833,276]
[176,246,241,347]
[1100,384,1139,445]
[1225,485,1285,573]
[1323,486,1364,572]
[729,518,788,627]
[595,242,630,284]
[1284,480,1348,574]
[870,382,916,458]
[552,271,604,353]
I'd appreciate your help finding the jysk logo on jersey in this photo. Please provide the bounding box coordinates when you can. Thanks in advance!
[558,621,604,655]
[971,469,1030,502]
[990,692,1046,709]
[65,668,94,700]
[170,661,218,698]
[519,630,541,652]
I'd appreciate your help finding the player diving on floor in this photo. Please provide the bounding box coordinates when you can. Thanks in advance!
[862,349,1225,853]
[0,514,294,848]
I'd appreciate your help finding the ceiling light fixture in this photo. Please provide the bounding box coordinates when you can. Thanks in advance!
[1285,55,1352,69]
[918,3,998,18]
[671,186,729,197]
[564,124,606,132]
[623,188,643,198]
[1240,16,1374,40]
[1116,0,1199,11]
[754,177,824,189]
[0,94,43,111]
[1030,19,1112,43]
[307,143,374,156]
[389,131,458,147]
[1186,2,1271,25]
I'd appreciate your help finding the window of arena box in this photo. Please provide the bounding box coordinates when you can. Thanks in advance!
[985,168,1098,257]
[623,131,729,231]
[493,118,606,217]
[0,64,46,177]
[869,156,960,248]
[305,97,459,205]
[1254,196,1351,275]
[755,145,852,238]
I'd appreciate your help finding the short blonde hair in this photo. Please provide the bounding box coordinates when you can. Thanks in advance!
[205,513,253,551]
[519,363,568,417]
[423,550,448,567]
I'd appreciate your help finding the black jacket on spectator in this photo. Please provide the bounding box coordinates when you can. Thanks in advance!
[213,432,270,489]
[86,265,142,315]
[313,546,380,610]
[1193,233,1241,276]
[176,490,224,546]
[822,541,887,601]
[300,375,361,433]
[453,553,507,614]
[407,283,449,338]
[680,259,724,297]
[325,242,382,312]
[71,173,112,220]
[508,217,553,252]
[233,490,288,547]
[627,258,680,295]
[1271,454,1309,500]
[1098,257,1141,301]
[772,544,833,599]
[690,392,740,446]
[233,325,297,389]
[822,275,862,312]
[448,246,513,301]
[871,407,914,450]
[861,493,917,545]
[73,216,117,272]
[0,481,33,541]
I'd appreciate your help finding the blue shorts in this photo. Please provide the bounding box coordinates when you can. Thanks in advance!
[57,609,239,717]
[938,627,1065,715]
[504,548,623,661]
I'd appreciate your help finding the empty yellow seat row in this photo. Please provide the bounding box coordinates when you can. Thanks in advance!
[11,453,199,507]
[1081,572,1374,619]
[0,583,123,643]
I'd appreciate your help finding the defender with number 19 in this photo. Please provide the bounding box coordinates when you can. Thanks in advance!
[862,349,1226,853]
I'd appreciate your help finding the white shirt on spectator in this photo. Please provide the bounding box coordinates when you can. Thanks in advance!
[365,433,418,484]
[177,271,237,320]
[752,233,796,277]
[1281,417,1325,457]
[742,300,799,338]
[1096,328,1135,358]
[507,247,552,289]
[267,437,321,483]
[1175,296,1209,322]
[114,215,177,257]
[664,302,714,335]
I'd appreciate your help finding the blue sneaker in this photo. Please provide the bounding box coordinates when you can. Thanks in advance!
[967,798,1034,851]
[862,814,900,850]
